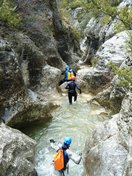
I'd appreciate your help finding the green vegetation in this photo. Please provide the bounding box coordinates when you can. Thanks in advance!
[107,32,132,90]
[70,26,81,41]
[59,0,132,89]
[59,0,88,39]
[68,0,86,9]
[0,0,20,28]
[127,32,132,57]
[43,21,54,36]
[108,62,132,89]
[59,0,132,32]
[83,0,132,30]
[100,15,111,27]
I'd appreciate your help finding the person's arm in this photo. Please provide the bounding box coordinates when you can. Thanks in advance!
[67,149,82,164]
[75,83,81,94]
[50,139,61,151]
[65,83,69,89]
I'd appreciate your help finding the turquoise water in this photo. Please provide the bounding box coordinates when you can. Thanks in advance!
[23,93,109,176]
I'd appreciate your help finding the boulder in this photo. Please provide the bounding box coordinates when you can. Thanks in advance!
[93,85,126,113]
[0,39,26,117]
[10,32,47,87]
[92,86,112,108]
[0,123,36,176]
[77,67,111,94]
[93,53,131,112]
[82,16,116,64]
[96,31,130,69]
[109,86,126,113]
[39,64,61,92]
[83,92,132,176]
[0,39,60,128]
[5,100,56,129]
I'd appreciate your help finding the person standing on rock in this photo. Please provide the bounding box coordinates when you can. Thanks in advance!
[59,65,76,86]
[50,137,82,176]
[65,76,81,104]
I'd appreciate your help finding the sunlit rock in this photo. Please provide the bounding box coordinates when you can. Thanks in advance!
[96,31,130,69]
[77,67,111,94]
[83,93,132,176]
[39,64,61,92]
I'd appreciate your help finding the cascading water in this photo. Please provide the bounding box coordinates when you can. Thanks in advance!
[23,93,109,176]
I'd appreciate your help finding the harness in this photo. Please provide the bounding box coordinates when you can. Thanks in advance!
[68,81,76,93]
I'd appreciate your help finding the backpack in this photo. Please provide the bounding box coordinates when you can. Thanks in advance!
[54,148,64,171]
[67,69,74,80]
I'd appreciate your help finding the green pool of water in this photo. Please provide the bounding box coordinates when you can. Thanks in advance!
[23,93,109,176]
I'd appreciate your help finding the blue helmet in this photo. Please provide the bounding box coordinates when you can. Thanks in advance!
[65,65,69,69]
[64,137,72,145]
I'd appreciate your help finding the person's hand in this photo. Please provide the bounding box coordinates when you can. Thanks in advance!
[50,139,55,143]
[79,152,82,156]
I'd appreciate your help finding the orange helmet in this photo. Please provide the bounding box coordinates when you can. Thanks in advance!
[71,76,76,81]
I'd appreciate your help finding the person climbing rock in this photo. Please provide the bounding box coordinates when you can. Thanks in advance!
[59,65,76,86]
[65,76,81,104]
[50,137,82,176]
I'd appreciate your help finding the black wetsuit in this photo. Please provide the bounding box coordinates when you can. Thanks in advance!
[65,81,81,104]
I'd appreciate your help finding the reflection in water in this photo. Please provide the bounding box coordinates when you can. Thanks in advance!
[23,94,109,176]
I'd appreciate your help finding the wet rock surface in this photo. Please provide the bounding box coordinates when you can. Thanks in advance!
[0,38,60,128]
[83,93,132,176]
[0,0,131,175]
[0,123,36,176]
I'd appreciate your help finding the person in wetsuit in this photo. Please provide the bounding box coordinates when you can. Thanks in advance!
[59,65,76,86]
[50,137,82,176]
[65,76,81,104]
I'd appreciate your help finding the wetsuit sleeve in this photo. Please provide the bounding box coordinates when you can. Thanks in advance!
[50,142,61,152]
[61,70,65,75]
[65,83,69,89]
[75,83,81,93]
[66,149,82,164]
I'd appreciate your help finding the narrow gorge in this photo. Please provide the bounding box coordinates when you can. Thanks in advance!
[0,0,131,176]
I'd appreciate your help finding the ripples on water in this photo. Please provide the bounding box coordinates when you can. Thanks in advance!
[23,93,108,176]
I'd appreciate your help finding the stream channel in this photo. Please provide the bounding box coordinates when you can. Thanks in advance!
[23,93,109,176]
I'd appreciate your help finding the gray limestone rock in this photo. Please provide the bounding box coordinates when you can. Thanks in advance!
[77,67,111,94]
[0,39,60,128]
[0,39,26,118]
[83,93,132,176]
[96,31,130,69]
[0,123,36,176]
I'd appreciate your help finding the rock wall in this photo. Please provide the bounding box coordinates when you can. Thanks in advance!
[0,0,81,127]
[95,31,130,69]
[12,0,80,66]
[0,123,36,176]
[77,30,131,112]
[83,92,132,176]
[81,0,132,65]
[0,39,27,117]
[0,38,60,128]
